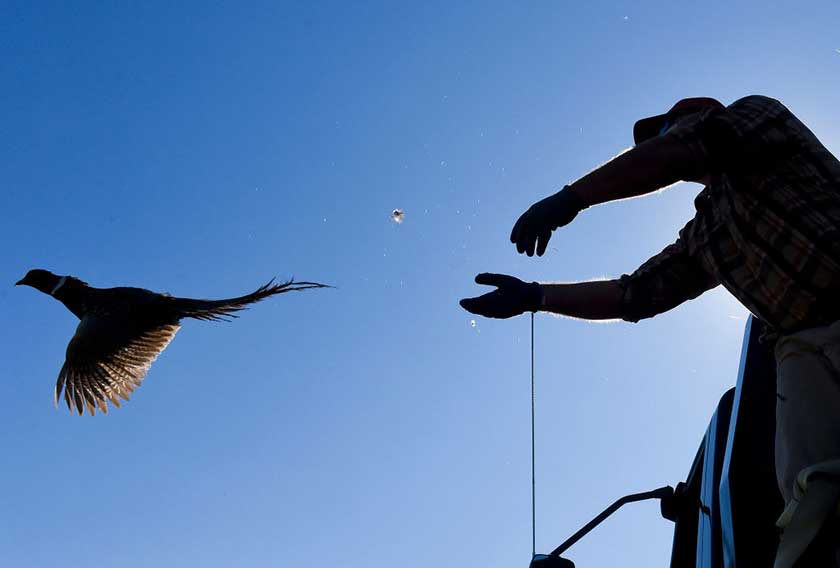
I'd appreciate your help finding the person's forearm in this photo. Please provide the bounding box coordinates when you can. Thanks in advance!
[539,280,623,320]
[568,135,698,207]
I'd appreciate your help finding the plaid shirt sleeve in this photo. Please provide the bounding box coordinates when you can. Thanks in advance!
[666,95,795,177]
[618,226,721,323]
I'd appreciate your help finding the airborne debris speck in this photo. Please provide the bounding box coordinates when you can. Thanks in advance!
[391,209,405,224]
[470,320,476,328]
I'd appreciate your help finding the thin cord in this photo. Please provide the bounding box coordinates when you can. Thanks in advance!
[530,312,536,558]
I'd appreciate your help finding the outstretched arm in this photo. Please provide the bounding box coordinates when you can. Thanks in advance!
[458,274,622,320]
[540,280,623,320]
[511,134,702,256]
[569,133,701,207]
[461,235,719,321]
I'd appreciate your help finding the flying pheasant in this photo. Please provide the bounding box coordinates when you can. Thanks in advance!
[16,269,327,415]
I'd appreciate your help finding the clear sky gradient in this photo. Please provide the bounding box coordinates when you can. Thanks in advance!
[2,2,839,566]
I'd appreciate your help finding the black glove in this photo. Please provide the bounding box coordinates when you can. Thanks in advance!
[459,273,542,319]
[510,185,587,257]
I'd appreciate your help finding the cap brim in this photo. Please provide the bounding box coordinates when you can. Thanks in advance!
[633,113,669,145]
[633,97,725,145]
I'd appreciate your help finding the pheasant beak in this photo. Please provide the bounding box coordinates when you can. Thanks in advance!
[15,279,24,286]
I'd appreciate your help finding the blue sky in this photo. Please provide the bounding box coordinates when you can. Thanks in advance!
[2,1,839,566]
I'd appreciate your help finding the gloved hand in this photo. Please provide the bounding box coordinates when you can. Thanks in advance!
[459,273,543,319]
[510,185,587,256]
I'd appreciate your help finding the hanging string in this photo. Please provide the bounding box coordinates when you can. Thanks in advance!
[531,312,536,558]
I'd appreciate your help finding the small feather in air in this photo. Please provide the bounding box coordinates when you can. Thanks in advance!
[391,209,405,224]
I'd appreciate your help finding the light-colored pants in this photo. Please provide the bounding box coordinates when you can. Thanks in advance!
[775,321,840,565]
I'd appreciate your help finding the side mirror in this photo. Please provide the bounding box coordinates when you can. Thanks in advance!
[529,553,574,567]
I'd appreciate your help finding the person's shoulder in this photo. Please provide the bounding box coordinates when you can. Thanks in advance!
[728,95,790,114]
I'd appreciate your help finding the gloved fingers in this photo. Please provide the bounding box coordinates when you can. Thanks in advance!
[511,206,535,245]
[524,229,539,257]
[459,291,506,318]
[512,207,543,254]
[535,230,552,256]
[516,233,529,254]
[513,223,532,254]
[510,212,525,244]
[475,272,521,288]
[459,296,481,314]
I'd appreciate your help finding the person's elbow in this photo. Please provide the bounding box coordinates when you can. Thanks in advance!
[653,134,709,184]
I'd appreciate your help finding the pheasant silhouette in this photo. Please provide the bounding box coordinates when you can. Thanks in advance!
[16,269,328,415]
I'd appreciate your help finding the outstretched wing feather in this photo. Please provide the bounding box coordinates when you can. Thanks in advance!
[57,324,180,415]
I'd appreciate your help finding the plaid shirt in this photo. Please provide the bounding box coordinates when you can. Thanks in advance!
[619,96,840,332]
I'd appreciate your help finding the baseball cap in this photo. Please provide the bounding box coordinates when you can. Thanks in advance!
[633,97,724,145]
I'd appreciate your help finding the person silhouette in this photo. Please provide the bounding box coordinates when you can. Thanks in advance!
[461,96,840,566]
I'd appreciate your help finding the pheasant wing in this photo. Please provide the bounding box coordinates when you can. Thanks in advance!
[58,316,180,415]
